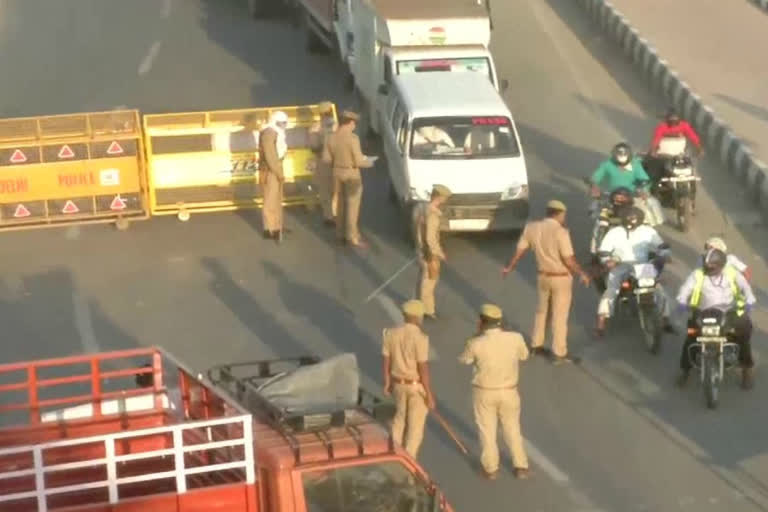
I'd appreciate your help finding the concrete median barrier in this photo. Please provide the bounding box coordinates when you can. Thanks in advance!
[748,0,768,13]
[576,0,768,216]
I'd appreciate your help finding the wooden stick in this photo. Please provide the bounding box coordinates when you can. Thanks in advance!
[430,409,468,455]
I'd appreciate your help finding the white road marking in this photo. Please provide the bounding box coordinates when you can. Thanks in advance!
[161,0,172,18]
[72,290,99,354]
[138,41,162,76]
[523,438,569,483]
[363,257,415,303]
[375,294,439,361]
[607,360,662,396]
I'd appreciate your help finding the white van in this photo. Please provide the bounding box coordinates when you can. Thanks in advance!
[380,72,529,232]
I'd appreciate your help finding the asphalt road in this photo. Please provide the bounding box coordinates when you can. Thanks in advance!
[2,0,768,510]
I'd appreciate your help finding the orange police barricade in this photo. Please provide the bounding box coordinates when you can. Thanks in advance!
[0,110,149,231]
[142,103,336,221]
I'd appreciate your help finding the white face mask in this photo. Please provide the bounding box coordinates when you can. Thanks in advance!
[616,155,629,165]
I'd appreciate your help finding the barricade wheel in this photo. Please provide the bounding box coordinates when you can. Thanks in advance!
[115,218,130,231]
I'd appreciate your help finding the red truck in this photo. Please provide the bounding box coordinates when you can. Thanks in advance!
[0,348,452,511]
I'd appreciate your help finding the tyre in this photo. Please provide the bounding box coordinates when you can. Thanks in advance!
[677,196,691,232]
[704,356,720,409]
[639,306,662,354]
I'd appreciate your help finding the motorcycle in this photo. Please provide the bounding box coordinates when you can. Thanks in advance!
[641,136,701,232]
[602,259,664,354]
[687,308,740,409]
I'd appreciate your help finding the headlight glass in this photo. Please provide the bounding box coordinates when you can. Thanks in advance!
[501,184,528,200]
[637,277,656,288]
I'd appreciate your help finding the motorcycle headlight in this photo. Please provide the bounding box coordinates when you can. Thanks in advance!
[500,184,528,201]
[409,187,430,201]
[672,167,692,176]
[701,325,720,336]
[637,277,656,288]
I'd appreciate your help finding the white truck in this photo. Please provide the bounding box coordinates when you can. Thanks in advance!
[256,0,504,136]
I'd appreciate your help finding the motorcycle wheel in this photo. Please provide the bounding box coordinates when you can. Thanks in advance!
[639,306,662,354]
[704,355,720,409]
[677,196,691,232]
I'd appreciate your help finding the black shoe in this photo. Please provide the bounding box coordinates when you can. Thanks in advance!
[263,230,272,239]
[424,313,438,322]
[552,354,580,365]
[531,347,549,357]
[273,231,283,244]
[323,219,335,227]
[662,319,677,334]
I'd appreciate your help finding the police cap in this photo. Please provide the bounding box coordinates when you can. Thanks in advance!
[341,110,360,122]
[402,299,425,317]
[317,101,334,114]
[480,303,503,320]
[547,199,567,212]
[432,184,452,198]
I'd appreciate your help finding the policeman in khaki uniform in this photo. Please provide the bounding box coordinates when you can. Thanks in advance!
[322,110,374,248]
[414,184,452,320]
[459,304,530,480]
[308,102,338,226]
[259,111,289,243]
[382,299,436,460]
[502,200,590,363]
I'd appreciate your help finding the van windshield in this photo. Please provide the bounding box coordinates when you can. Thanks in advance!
[409,116,520,160]
[302,460,435,512]
[396,57,494,85]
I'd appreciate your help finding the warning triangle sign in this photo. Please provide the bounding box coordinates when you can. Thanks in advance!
[110,195,127,210]
[62,200,79,214]
[106,141,124,155]
[13,204,30,218]
[58,144,75,159]
[9,149,27,164]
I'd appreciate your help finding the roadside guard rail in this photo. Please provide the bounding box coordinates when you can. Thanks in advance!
[0,101,336,231]
[0,110,149,231]
[143,102,337,221]
[0,347,258,512]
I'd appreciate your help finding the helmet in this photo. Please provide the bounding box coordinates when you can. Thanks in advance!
[665,108,681,126]
[705,236,727,252]
[611,142,633,166]
[702,248,727,276]
[622,206,644,230]
[609,187,633,206]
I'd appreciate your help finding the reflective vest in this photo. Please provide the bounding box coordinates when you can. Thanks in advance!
[689,266,746,316]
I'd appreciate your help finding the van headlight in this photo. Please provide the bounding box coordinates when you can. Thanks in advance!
[501,184,528,201]
[409,187,430,201]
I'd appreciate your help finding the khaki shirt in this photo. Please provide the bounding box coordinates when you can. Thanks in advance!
[382,324,430,380]
[258,127,284,179]
[517,217,574,274]
[322,128,373,176]
[414,203,445,260]
[458,328,529,389]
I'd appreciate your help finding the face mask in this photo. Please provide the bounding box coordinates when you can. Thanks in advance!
[616,156,629,165]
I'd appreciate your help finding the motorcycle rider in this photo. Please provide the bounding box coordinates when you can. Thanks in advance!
[675,248,757,389]
[590,142,665,227]
[595,207,674,337]
[704,236,752,282]
[645,108,703,183]
[590,186,634,255]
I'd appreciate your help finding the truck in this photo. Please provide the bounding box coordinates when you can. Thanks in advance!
[255,0,504,137]
[0,348,452,512]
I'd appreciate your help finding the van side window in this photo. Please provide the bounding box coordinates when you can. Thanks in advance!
[397,118,408,152]
[383,55,393,84]
[391,102,401,132]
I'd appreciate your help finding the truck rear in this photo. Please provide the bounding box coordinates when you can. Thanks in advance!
[0,349,451,512]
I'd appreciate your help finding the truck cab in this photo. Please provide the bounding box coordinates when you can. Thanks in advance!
[0,348,451,512]
[379,72,529,233]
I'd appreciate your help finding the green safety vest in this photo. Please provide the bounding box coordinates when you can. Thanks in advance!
[689,266,746,316]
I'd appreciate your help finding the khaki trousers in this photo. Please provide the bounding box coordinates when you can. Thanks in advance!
[531,274,573,357]
[391,382,429,459]
[473,387,528,473]
[334,171,363,243]
[261,172,283,231]
[418,257,440,315]
[313,161,335,220]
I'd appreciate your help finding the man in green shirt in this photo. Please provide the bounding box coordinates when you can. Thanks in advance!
[590,142,664,226]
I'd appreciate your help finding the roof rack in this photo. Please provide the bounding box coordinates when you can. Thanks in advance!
[207,357,396,464]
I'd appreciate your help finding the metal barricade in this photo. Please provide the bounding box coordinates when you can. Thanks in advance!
[0,110,149,231]
[143,103,336,221]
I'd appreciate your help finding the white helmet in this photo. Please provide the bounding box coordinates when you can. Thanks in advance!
[705,236,727,252]
[270,111,289,125]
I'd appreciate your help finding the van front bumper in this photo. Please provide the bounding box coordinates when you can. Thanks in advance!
[439,195,530,232]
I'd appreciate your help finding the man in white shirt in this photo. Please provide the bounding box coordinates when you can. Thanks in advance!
[595,207,672,336]
[412,125,455,149]
[675,248,757,388]
[704,236,751,282]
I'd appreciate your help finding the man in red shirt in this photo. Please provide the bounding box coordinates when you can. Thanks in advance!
[649,108,702,155]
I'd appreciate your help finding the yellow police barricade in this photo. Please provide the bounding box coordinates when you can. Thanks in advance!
[143,103,336,221]
[0,110,149,231]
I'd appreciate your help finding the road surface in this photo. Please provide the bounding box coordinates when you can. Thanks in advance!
[1,0,768,510]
